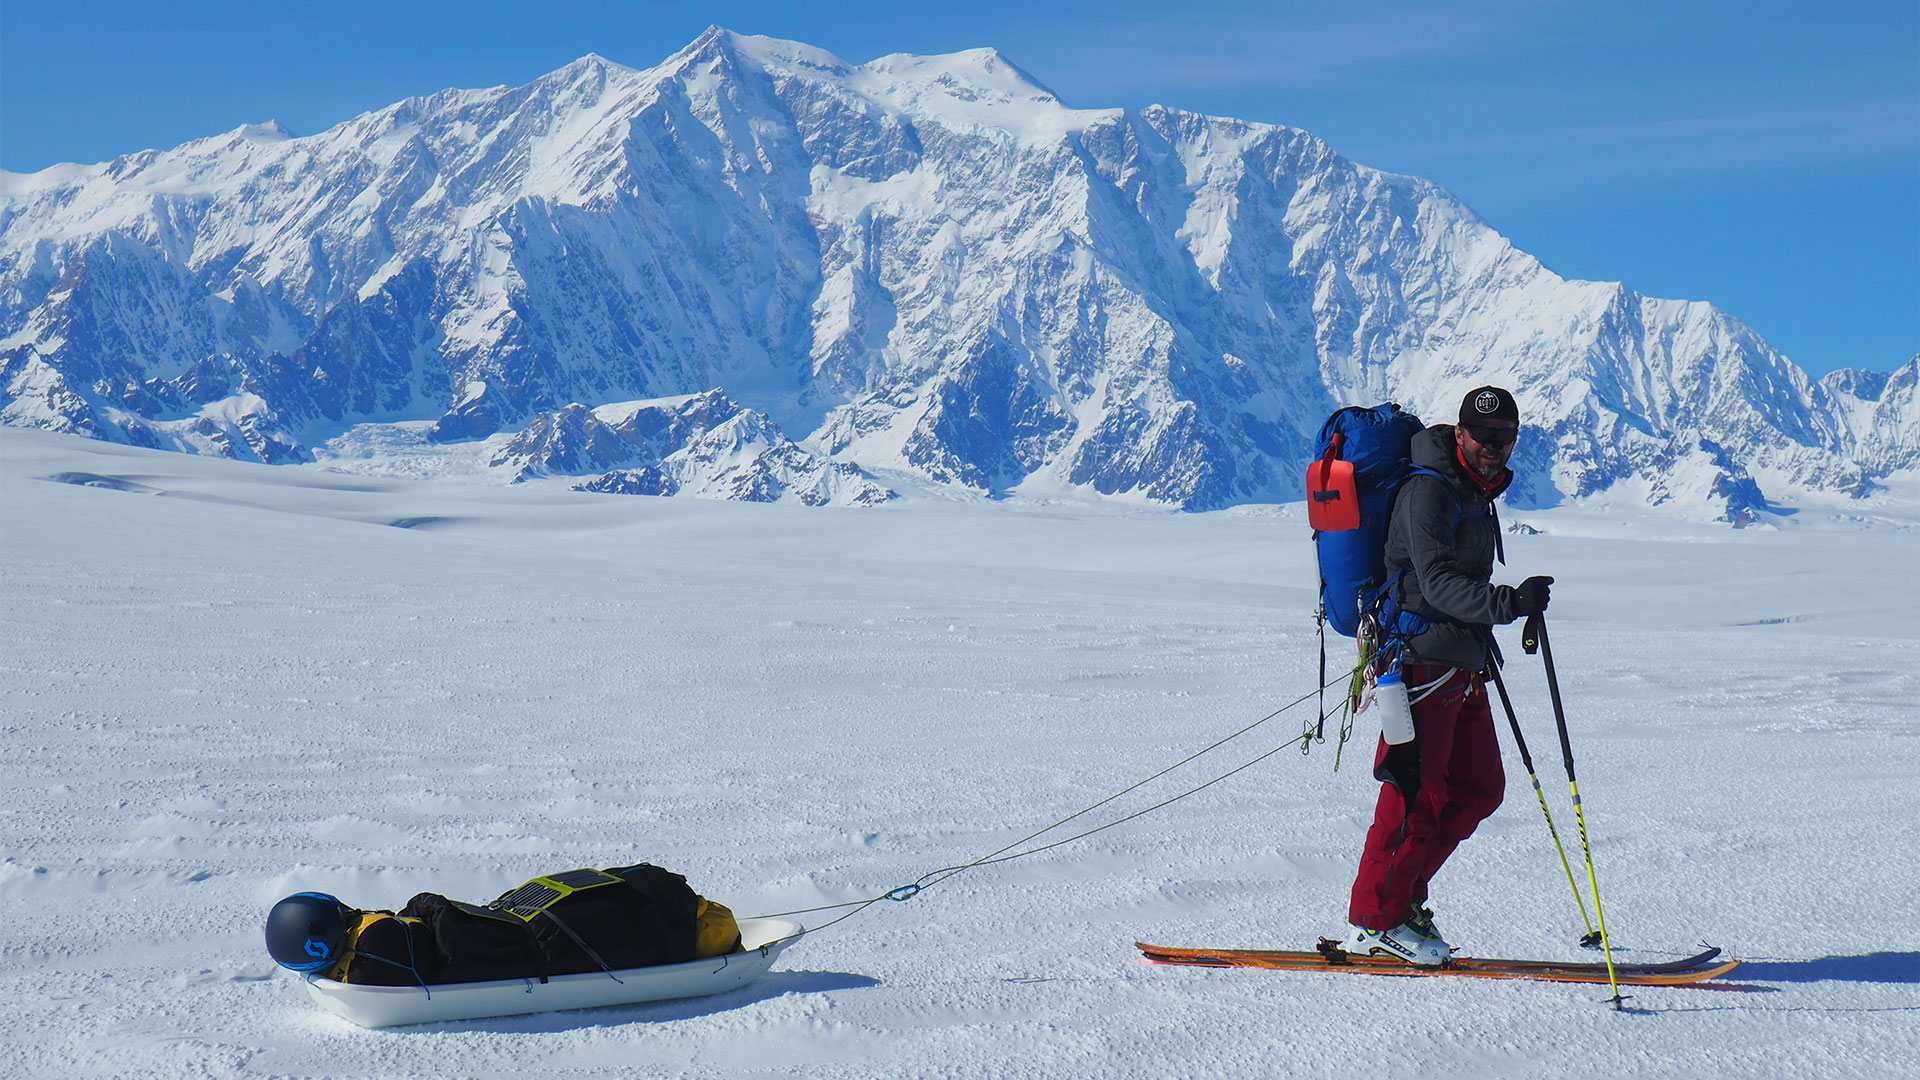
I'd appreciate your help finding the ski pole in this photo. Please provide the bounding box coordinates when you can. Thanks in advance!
[1486,662,1598,946]
[1522,613,1625,1008]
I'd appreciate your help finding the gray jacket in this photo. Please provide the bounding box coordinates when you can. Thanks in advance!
[1383,425,1524,670]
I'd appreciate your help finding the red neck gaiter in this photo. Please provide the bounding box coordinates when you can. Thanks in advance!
[1455,441,1506,498]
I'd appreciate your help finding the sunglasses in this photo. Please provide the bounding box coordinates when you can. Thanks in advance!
[1463,424,1518,448]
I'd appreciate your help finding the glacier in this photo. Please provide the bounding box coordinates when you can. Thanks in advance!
[4,424,1918,1076]
[1,27,1913,518]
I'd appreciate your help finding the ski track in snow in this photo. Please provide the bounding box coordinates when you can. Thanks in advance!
[2,427,1916,1079]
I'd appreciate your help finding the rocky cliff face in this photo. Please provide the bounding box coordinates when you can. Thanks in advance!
[2,28,1912,517]
[492,390,895,506]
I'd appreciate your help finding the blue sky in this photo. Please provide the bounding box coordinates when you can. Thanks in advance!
[3,1,1913,376]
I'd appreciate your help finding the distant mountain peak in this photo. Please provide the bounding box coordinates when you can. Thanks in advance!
[710,27,853,77]
[236,120,294,143]
[531,52,629,87]
[0,29,1911,517]
[860,45,1059,101]
[694,29,1089,142]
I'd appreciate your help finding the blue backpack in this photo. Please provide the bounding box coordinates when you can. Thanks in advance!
[1308,403,1425,638]
[1308,402,1506,645]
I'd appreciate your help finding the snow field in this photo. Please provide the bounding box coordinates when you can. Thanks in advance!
[2,427,1916,1079]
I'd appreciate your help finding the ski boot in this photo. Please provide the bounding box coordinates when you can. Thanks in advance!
[1343,918,1449,967]
[1406,903,1443,942]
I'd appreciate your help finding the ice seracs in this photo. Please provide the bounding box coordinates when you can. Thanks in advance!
[1,27,1912,516]
[493,389,896,506]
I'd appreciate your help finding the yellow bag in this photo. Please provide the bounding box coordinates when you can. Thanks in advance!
[325,911,428,984]
[694,897,742,957]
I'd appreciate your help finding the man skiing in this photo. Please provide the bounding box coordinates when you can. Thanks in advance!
[1343,385,1552,966]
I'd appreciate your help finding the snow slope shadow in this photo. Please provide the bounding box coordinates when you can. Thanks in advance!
[1733,953,1920,985]
[39,472,161,494]
[376,969,881,1035]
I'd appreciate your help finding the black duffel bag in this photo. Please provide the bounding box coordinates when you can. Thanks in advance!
[405,863,701,984]
[269,862,739,987]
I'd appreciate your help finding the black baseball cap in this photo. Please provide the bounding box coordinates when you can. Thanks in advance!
[1459,386,1519,425]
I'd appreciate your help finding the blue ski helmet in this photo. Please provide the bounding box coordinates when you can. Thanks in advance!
[265,892,351,972]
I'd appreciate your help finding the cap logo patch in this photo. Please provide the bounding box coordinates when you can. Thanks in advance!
[1474,391,1501,415]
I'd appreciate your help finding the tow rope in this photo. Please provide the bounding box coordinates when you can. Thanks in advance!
[749,658,1368,944]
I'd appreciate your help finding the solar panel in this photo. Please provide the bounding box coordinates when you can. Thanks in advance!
[487,869,622,921]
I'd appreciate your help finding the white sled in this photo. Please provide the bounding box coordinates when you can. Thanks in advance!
[301,917,802,1028]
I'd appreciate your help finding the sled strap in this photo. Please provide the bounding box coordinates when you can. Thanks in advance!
[538,908,624,984]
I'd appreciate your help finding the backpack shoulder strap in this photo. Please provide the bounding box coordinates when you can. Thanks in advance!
[1404,465,1501,563]
[1401,465,1461,526]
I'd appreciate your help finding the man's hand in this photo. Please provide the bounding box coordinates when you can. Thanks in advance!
[1512,575,1553,616]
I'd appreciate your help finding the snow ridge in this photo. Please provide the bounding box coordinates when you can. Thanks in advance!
[1,27,1912,517]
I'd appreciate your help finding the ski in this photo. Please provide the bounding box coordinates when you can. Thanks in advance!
[1135,940,1738,986]
[1139,940,1720,975]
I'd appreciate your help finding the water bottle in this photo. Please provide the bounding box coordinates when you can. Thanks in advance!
[1374,668,1417,745]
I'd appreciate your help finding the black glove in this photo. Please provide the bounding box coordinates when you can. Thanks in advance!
[1512,575,1553,616]
[1375,741,1422,804]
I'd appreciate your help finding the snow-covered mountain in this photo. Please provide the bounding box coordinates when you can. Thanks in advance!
[492,390,894,506]
[2,27,1912,516]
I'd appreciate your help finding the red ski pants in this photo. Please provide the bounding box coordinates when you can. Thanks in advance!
[1348,664,1505,930]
